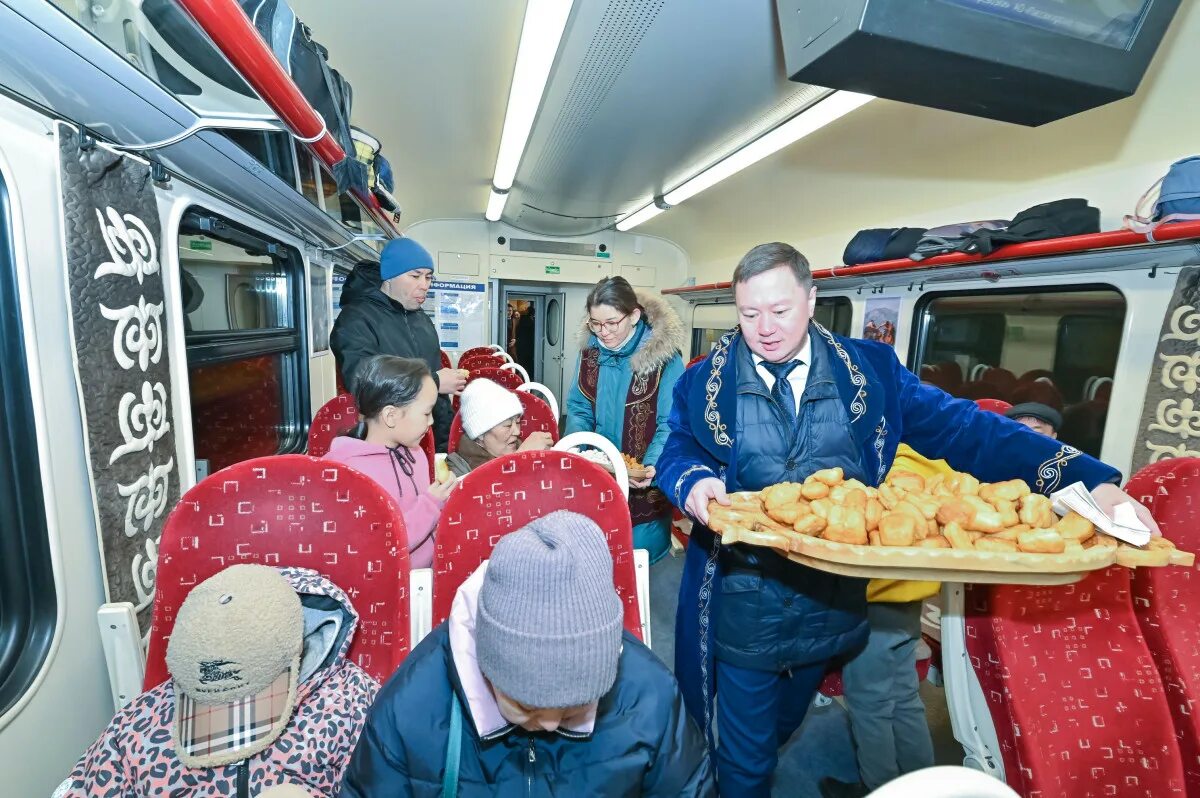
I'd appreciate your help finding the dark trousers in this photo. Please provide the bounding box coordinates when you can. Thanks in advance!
[714,659,829,798]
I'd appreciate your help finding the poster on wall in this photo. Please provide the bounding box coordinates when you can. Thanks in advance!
[428,280,486,354]
[331,270,347,320]
[862,297,900,347]
[57,123,182,632]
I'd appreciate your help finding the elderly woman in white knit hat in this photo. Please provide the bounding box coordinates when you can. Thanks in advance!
[445,378,554,477]
[341,510,715,796]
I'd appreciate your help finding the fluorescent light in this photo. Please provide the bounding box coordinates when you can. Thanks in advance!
[615,202,665,232]
[485,188,509,222]
[491,0,574,193]
[663,91,873,207]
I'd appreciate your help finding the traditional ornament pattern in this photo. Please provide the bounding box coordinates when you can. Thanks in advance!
[58,125,180,629]
[1134,268,1200,472]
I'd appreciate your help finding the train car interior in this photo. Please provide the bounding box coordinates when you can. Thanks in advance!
[2,1,1200,796]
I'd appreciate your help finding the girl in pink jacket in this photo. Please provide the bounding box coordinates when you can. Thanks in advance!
[324,355,456,568]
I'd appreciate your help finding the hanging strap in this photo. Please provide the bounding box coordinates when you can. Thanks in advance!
[442,695,463,798]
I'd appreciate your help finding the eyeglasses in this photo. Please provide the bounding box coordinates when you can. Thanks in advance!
[587,312,631,334]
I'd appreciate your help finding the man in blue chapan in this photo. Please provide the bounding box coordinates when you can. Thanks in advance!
[654,242,1160,797]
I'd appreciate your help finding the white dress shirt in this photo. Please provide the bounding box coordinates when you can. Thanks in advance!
[752,336,812,414]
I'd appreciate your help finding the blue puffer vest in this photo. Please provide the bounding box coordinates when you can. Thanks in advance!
[714,335,870,672]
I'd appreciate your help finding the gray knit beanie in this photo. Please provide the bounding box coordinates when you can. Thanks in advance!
[475,510,623,709]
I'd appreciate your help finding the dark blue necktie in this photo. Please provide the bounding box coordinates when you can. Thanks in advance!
[762,360,802,427]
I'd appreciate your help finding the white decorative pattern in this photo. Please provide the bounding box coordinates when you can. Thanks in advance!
[117,458,174,537]
[1162,304,1200,344]
[1034,445,1082,493]
[100,296,164,371]
[1144,440,1200,463]
[93,207,160,283]
[874,418,888,484]
[814,322,867,422]
[109,381,170,464]
[131,536,159,613]
[1149,398,1200,440]
[704,330,736,448]
[1159,351,1200,395]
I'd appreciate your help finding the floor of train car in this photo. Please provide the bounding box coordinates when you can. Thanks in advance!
[648,552,961,797]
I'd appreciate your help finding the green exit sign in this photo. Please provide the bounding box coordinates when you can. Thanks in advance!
[189,238,213,251]
[546,265,560,275]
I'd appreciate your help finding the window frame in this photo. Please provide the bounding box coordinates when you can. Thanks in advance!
[815,295,853,337]
[0,166,56,717]
[907,282,1127,379]
[179,208,310,457]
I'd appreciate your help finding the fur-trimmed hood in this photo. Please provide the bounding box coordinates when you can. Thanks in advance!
[578,290,686,376]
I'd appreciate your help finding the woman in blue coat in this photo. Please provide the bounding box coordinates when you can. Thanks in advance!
[565,277,686,562]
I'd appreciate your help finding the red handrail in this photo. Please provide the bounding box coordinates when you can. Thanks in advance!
[174,0,399,239]
[663,218,1200,295]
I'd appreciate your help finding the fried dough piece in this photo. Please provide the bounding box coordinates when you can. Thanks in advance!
[903,492,940,520]
[1017,528,1066,554]
[990,525,1028,542]
[1018,494,1056,529]
[801,481,830,500]
[991,499,1021,529]
[1146,537,1194,566]
[823,506,868,545]
[975,537,1019,553]
[966,508,1005,534]
[844,488,868,513]
[946,473,981,496]
[888,471,925,493]
[762,483,803,508]
[917,535,950,549]
[878,484,904,510]
[943,521,974,550]
[1063,541,1085,554]
[878,512,918,547]
[869,530,882,546]
[793,513,827,537]
[812,467,845,486]
[865,497,884,532]
[810,499,832,520]
[1055,511,1095,542]
[766,505,806,525]
[893,499,928,529]
[936,499,974,528]
[728,491,765,511]
[925,474,947,495]
[980,479,1032,504]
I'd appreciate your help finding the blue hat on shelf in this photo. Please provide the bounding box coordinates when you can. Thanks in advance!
[379,237,434,281]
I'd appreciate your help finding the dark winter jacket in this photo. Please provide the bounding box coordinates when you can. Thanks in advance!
[341,575,715,797]
[330,262,451,450]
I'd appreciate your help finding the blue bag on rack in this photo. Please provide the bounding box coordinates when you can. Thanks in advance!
[1124,157,1200,238]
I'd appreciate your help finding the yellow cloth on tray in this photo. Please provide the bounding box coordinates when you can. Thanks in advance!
[866,444,950,604]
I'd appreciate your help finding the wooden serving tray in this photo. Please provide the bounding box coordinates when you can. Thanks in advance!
[718,526,1117,586]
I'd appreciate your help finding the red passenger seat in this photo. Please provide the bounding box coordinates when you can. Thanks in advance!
[458,346,502,362]
[144,454,411,689]
[431,450,642,639]
[1126,457,1200,794]
[440,349,452,370]
[308,393,359,457]
[1009,380,1064,411]
[458,353,506,372]
[452,367,527,413]
[964,567,1185,796]
[447,390,559,453]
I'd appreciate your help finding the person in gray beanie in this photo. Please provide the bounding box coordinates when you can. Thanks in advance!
[342,510,715,796]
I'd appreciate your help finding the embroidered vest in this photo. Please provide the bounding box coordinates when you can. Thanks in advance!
[577,347,672,525]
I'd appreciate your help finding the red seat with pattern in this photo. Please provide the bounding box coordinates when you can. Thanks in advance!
[964,567,1186,796]
[459,353,506,372]
[308,393,359,457]
[1127,457,1200,794]
[432,450,642,639]
[459,346,500,362]
[440,350,452,370]
[448,391,559,453]
[144,455,411,689]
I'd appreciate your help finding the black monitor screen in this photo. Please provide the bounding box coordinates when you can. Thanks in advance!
[937,0,1151,49]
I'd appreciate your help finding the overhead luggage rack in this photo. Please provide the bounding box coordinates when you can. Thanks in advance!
[664,218,1200,300]
[174,0,399,239]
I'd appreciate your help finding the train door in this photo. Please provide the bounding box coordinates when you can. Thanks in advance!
[498,283,567,401]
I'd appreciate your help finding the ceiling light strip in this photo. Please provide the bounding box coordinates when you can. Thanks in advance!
[616,90,874,231]
[485,188,509,222]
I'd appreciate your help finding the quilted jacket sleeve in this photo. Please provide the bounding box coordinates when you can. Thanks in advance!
[339,694,414,798]
[653,365,723,514]
[891,352,1121,491]
[641,687,717,797]
[330,307,379,391]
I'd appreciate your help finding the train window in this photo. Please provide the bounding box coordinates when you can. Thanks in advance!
[911,287,1126,457]
[220,129,298,188]
[690,296,853,356]
[0,171,56,715]
[310,262,332,353]
[319,167,344,224]
[179,211,308,474]
[295,143,322,208]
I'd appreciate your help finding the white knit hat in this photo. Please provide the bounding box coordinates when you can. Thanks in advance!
[460,378,523,440]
